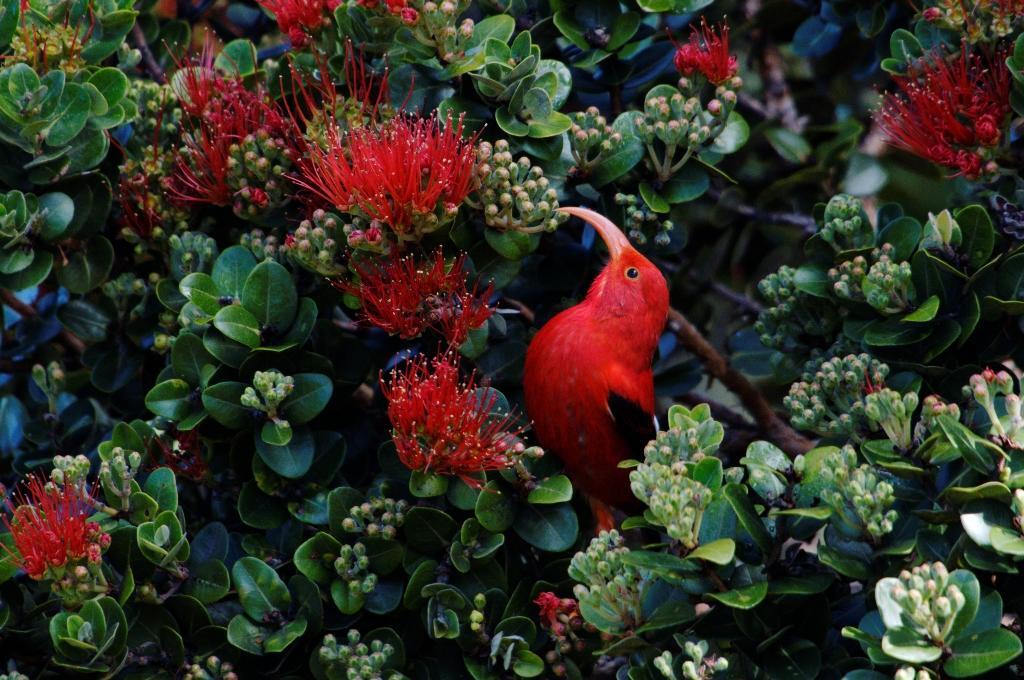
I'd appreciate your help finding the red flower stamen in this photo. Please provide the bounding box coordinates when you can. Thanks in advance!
[257,0,340,48]
[876,46,1010,178]
[673,18,738,85]
[2,476,106,580]
[534,592,581,637]
[292,114,476,236]
[334,249,493,345]
[381,353,524,485]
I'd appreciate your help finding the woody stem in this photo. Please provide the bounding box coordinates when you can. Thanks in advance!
[667,307,813,457]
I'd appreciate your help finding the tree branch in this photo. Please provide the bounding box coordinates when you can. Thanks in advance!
[667,307,813,457]
[132,24,166,84]
[1,289,86,354]
[708,187,817,235]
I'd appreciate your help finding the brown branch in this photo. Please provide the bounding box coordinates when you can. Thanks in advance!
[708,187,817,234]
[1,289,86,354]
[132,24,166,84]
[667,307,813,457]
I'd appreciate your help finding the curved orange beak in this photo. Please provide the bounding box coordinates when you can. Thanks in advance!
[557,206,631,260]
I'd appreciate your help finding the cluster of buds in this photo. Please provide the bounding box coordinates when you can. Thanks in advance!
[101,273,150,320]
[568,531,647,634]
[819,194,874,252]
[653,639,729,680]
[865,388,920,450]
[829,244,915,315]
[785,354,890,439]
[1,476,110,607]
[341,497,409,539]
[226,130,296,217]
[964,368,1024,448]
[239,229,282,262]
[319,629,403,680]
[755,265,840,352]
[242,370,295,434]
[471,140,565,234]
[50,454,93,490]
[333,542,379,612]
[0,661,29,680]
[921,1,1024,42]
[358,0,474,62]
[819,446,898,543]
[183,655,239,680]
[284,209,347,276]
[894,668,931,680]
[916,394,962,438]
[126,81,182,150]
[879,562,967,644]
[567,107,625,178]
[467,592,487,636]
[168,231,218,281]
[633,87,728,183]
[99,446,144,512]
[342,216,388,255]
[615,193,674,246]
[118,147,191,248]
[643,404,725,466]
[645,474,711,550]
[9,22,87,73]
[535,591,588,673]
[31,361,65,414]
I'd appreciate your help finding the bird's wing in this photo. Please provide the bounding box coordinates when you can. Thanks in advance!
[606,390,657,456]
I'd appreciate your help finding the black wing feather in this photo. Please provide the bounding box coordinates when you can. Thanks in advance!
[606,391,656,456]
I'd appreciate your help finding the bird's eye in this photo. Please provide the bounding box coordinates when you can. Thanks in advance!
[626,267,640,279]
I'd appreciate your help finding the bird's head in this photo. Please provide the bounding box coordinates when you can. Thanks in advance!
[558,206,669,344]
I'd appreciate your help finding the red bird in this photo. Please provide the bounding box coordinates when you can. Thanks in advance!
[524,207,669,525]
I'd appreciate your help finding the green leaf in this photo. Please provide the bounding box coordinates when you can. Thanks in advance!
[282,373,333,424]
[254,426,315,479]
[212,246,258,298]
[45,83,91,147]
[56,235,113,293]
[201,382,249,429]
[215,39,257,76]
[687,538,735,565]
[38,192,74,239]
[513,502,579,552]
[945,628,1022,677]
[87,68,128,109]
[661,164,710,203]
[144,379,192,420]
[242,260,297,329]
[705,581,768,609]
[226,615,267,655]
[881,627,943,664]
[903,295,940,323]
[294,532,341,584]
[410,470,449,498]
[232,556,291,620]
[475,481,516,532]
[171,332,215,386]
[710,111,749,154]
[639,182,670,213]
[722,483,773,557]
[143,467,178,513]
[765,127,811,163]
[186,560,230,604]
[404,507,456,553]
[526,475,573,504]
[214,305,262,348]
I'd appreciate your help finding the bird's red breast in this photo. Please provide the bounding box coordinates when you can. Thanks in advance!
[524,207,669,510]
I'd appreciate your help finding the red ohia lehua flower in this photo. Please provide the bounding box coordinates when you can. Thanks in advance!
[380,353,525,485]
[673,17,738,85]
[334,249,493,346]
[169,66,291,207]
[292,114,476,240]
[2,476,109,580]
[875,46,1010,179]
[257,0,340,48]
[534,592,582,637]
